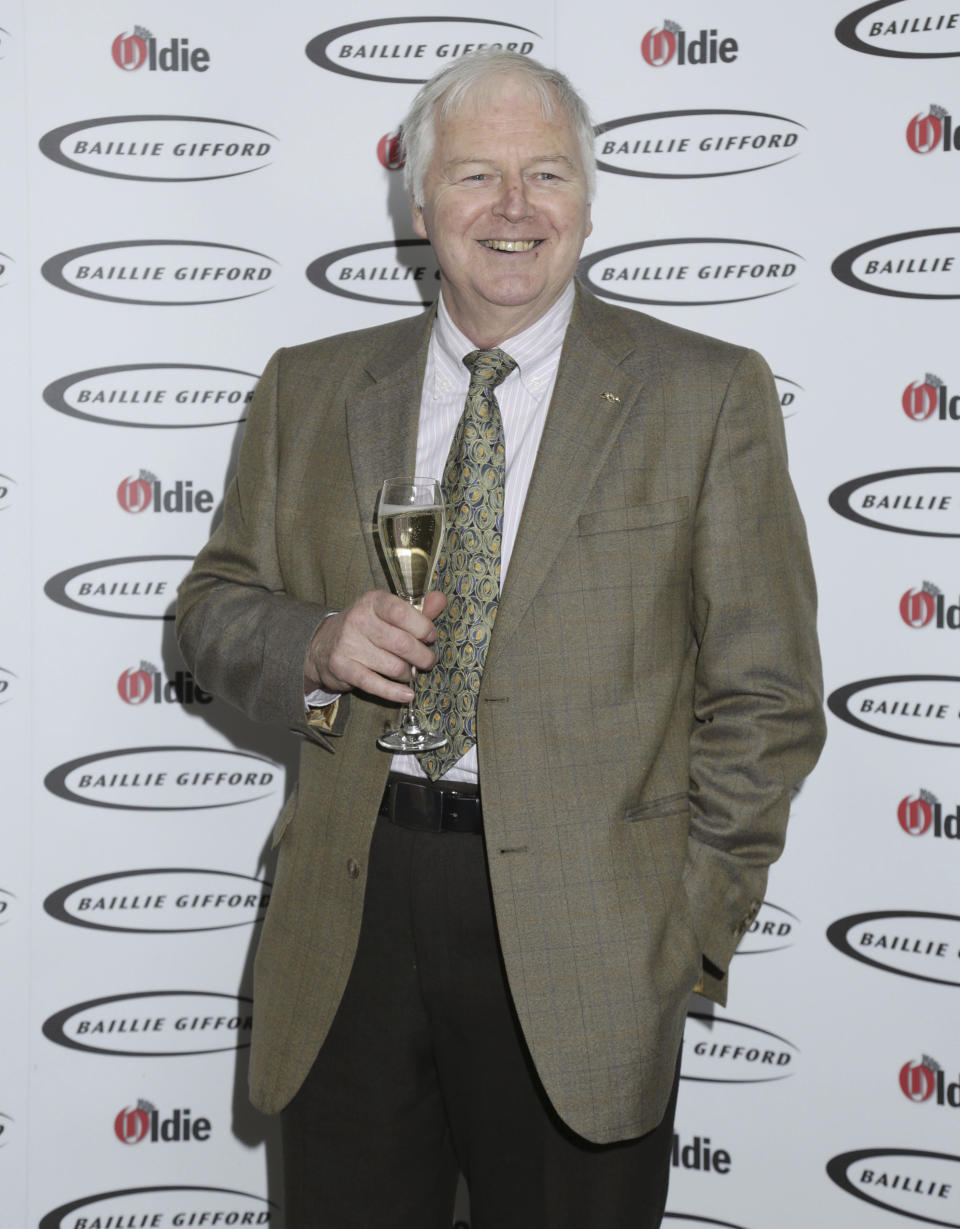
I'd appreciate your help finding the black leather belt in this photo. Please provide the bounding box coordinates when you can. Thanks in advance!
[380,774,483,834]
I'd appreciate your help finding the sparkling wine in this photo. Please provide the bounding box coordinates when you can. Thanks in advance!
[377,503,444,603]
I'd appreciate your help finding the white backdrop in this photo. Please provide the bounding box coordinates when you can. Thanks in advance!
[2,3,959,1227]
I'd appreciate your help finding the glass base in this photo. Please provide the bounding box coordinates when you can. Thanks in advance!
[377,728,449,753]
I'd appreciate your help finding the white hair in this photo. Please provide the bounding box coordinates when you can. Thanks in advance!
[401,49,596,206]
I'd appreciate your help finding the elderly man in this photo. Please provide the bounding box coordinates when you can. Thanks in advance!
[177,49,824,1229]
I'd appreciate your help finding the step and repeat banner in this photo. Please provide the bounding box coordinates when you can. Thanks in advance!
[2,1,958,1227]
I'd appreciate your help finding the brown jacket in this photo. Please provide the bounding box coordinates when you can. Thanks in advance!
[176,285,825,1144]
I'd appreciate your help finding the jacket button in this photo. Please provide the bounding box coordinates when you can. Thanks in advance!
[347,858,360,880]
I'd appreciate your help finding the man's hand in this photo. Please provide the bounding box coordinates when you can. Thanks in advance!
[304,589,446,703]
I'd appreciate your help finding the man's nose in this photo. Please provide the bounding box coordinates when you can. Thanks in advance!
[493,176,533,222]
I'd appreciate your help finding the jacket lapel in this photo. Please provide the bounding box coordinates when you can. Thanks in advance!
[485,288,650,674]
[346,309,435,585]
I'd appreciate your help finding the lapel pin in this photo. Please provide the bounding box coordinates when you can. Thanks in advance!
[601,392,621,404]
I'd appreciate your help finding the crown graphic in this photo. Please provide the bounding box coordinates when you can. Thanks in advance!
[136,1098,156,1113]
[139,468,158,484]
[140,660,159,675]
[921,581,942,598]
[921,1054,942,1074]
[930,104,949,120]
[925,373,944,388]
[919,788,938,806]
[133,26,152,41]
[664,19,683,34]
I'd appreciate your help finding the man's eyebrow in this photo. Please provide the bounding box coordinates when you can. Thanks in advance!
[443,154,578,171]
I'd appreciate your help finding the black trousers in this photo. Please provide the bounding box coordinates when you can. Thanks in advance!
[281,815,680,1229]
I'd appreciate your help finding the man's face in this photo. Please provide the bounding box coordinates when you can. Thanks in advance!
[412,75,593,346]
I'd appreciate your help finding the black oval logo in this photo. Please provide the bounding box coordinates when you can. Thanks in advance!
[306,17,542,84]
[829,467,960,537]
[306,239,440,306]
[836,1,960,58]
[44,555,191,619]
[0,250,12,287]
[39,115,277,182]
[578,238,802,306]
[682,1013,798,1083]
[44,745,279,811]
[827,1147,960,1225]
[595,109,805,179]
[42,990,254,1056]
[832,228,960,299]
[41,240,277,306]
[826,910,960,987]
[664,1217,752,1229]
[43,362,256,429]
[44,868,271,932]
[828,675,960,747]
[40,1186,275,1229]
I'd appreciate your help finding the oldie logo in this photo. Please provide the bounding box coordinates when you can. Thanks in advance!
[906,104,959,153]
[44,868,271,933]
[41,240,277,306]
[116,471,215,516]
[734,901,798,954]
[112,26,210,72]
[898,790,960,839]
[44,745,279,811]
[116,661,211,707]
[640,22,739,66]
[40,1186,275,1229]
[903,373,960,421]
[595,110,803,179]
[42,990,254,1056]
[44,555,191,619]
[900,583,960,628]
[829,468,960,537]
[307,239,441,306]
[682,1013,797,1083]
[0,887,14,926]
[377,127,405,170]
[827,1148,960,1224]
[836,1,960,57]
[826,910,960,988]
[40,116,276,182]
[670,1133,732,1175]
[579,239,801,306]
[832,228,960,299]
[306,17,541,83]
[828,675,960,747]
[44,362,256,429]
[115,1099,211,1143]
[901,1056,960,1108]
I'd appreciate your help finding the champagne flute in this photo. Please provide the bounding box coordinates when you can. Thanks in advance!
[375,477,448,753]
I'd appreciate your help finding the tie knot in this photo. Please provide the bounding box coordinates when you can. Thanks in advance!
[463,348,517,390]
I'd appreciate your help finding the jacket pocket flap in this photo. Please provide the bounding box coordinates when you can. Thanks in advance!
[578,496,688,537]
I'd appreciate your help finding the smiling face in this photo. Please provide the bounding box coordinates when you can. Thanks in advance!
[412,74,593,348]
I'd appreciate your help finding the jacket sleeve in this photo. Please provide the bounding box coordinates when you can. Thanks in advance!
[175,349,347,748]
[683,348,825,1002]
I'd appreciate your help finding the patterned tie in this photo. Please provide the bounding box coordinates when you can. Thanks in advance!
[415,348,516,779]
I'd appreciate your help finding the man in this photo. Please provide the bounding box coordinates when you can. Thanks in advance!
[177,49,825,1229]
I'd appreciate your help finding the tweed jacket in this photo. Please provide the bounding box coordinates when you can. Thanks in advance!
[176,284,825,1144]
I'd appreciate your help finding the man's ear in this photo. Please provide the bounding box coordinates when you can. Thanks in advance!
[411,198,428,240]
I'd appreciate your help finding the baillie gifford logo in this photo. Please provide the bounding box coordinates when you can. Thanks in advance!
[906,104,959,152]
[903,372,960,421]
[112,26,210,73]
[117,661,212,707]
[117,470,215,515]
[900,582,960,628]
[899,790,960,839]
[640,21,739,67]
[900,1056,960,1109]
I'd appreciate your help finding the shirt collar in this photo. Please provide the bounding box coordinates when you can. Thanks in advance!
[432,282,575,399]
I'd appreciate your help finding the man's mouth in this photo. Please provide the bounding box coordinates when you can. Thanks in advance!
[479,239,541,252]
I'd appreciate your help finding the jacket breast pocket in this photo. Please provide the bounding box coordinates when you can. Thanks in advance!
[577,496,689,538]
